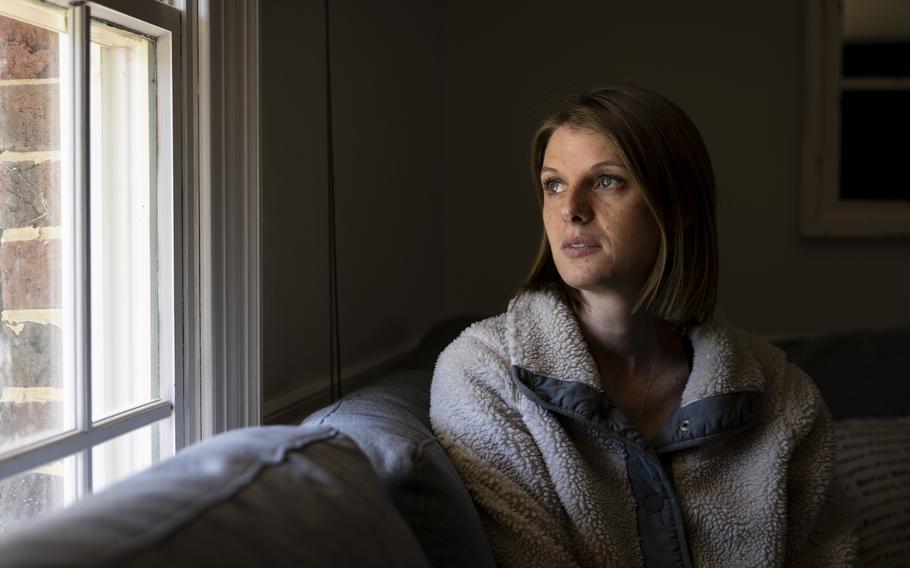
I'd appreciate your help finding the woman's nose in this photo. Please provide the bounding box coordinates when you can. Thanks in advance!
[561,188,592,224]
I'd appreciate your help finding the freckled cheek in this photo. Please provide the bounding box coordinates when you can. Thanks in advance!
[542,211,560,241]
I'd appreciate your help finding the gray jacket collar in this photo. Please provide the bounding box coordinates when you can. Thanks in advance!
[504,289,764,451]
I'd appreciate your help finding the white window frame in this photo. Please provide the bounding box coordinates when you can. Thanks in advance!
[0,0,261,493]
[193,0,262,440]
[801,0,910,237]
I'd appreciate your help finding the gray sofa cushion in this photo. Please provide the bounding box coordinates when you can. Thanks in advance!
[774,327,910,419]
[0,425,430,568]
[304,368,496,568]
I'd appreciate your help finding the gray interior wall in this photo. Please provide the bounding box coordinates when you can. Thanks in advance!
[330,0,444,376]
[438,0,910,337]
[261,1,445,415]
[261,0,910,414]
[261,1,331,409]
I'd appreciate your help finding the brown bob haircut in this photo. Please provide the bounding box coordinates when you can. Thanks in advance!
[521,84,718,330]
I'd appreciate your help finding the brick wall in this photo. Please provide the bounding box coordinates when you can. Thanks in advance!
[0,13,65,532]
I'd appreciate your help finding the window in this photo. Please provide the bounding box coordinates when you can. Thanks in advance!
[0,0,181,536]
[801,0,910,236]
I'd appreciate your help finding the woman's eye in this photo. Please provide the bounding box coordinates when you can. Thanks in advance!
[596,174,623,191]
[544,179,566,194]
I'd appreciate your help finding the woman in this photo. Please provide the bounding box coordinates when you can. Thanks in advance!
[429,85,857,567]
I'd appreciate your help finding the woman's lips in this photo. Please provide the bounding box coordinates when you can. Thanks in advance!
[561,242,600,258]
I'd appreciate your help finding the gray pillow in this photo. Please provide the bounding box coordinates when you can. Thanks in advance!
[0,426,430,568]
[834,416,910,568]
[305,369,496,568]
[774,327,910,418]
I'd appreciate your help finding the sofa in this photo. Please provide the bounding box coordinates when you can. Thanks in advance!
[0,318,907,567]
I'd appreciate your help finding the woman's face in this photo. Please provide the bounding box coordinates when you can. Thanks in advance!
[540,125,660,298]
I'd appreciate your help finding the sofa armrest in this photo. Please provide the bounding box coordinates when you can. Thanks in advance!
[0,426,429,568]
[304,369,496,568]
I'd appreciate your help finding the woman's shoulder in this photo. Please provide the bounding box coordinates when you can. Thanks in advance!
[731,328,836,468]
[434,288,573,373]
[434,289,552,355]
[431,312,512,392]
[430,312,527,429]
[737,327,824,403]
[687,315,827,415]
[437,313,510,363]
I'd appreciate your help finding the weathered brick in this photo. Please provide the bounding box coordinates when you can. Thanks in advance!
[0,470,63,538]
[0,400,62,447]
[0,84,60,153]
[0,239,62,309]
[0,15,60,80]
[0,321,62,388]
[0,160,60,228]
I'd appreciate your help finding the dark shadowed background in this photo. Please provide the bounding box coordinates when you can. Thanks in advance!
[260,0,910,418]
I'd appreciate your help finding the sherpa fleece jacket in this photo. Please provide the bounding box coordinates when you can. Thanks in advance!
[430,289,859,568]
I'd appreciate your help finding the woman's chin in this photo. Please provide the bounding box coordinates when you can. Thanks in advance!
[558,276,640,301]
[558,276,608,293]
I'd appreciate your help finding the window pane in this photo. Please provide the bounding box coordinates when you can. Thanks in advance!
[0,3,74,453]
[842,0,910,77]
[89,21,158,420]
[0,454,77,539]
[840,90,910,201]
[91,417,172,494]
[842,43,910,77]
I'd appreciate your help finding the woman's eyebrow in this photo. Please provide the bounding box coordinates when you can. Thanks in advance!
[541,161,627,176]
[589,160,627,171]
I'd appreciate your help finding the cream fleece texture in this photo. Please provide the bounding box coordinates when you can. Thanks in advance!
[430,289,859,567]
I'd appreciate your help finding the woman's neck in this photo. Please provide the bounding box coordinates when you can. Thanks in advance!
[571,288,690,441]
[572,289,662,379]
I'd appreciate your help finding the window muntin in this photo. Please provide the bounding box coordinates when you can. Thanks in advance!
[91,418,169,493]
